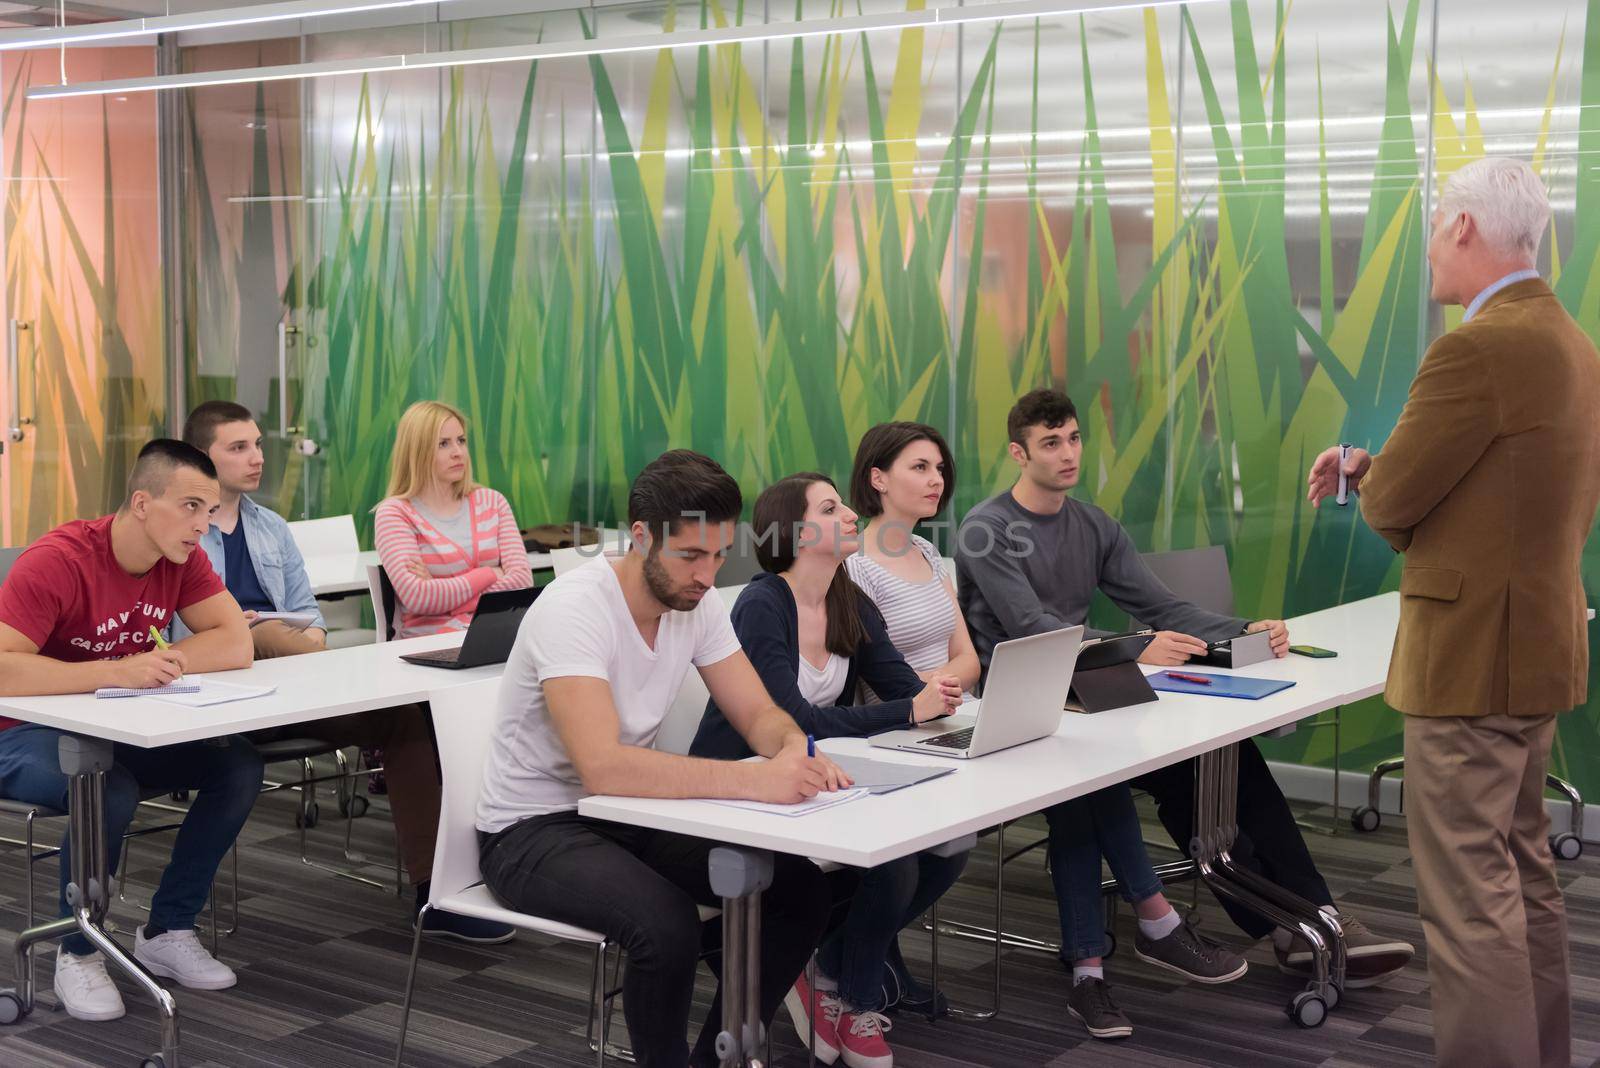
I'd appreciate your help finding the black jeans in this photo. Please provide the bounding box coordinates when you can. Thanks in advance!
[480,811,831,1068]
[1130,738,1334,938]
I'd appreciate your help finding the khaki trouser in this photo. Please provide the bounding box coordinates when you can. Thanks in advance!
[1404,712,1570,1068]
[250,621,441,885]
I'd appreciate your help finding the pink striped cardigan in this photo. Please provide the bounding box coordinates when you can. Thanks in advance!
[373,487,533,639]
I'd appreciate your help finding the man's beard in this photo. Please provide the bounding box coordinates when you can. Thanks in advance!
[643,547,705,611]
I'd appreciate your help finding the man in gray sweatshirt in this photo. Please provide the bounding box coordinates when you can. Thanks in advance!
[957,388,1414,988]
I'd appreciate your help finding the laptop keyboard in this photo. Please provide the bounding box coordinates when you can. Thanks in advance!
[406,648,460,664]
[920,726,975,750]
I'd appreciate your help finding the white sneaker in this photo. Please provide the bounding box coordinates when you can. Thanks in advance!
[134,927,237,990]
[53,948,126,1021]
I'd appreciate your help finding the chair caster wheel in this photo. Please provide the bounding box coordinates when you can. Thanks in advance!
[340,794,369,819]
[1551,832,1582,861]
[1103,929,1116,958]
[1350,806,1380,833]
[0,990,25,1024]
[140,1055,167,1068]
[1288,990,1327,1028]
[296,802,320,829]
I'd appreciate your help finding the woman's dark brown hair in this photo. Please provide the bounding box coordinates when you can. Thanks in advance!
[751,472,871,656]
[848,421,956,518]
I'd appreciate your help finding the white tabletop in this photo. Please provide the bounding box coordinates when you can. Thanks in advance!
[579,594,1401,869]
[305,548,555,597]
[0,632,498,748]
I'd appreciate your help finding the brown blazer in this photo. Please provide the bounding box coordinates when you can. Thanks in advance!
[1361,278,1600,717]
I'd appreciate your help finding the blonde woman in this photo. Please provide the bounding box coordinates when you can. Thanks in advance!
[374,401,532,639]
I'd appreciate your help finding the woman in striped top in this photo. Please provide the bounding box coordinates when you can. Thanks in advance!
[845,424,980,692]
[849,423,1247,1041]
[374,401,533,639]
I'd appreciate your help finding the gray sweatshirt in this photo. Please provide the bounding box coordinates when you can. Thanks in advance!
[955,489,1248,667]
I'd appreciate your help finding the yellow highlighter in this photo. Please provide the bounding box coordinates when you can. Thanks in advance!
[149,626,171,651]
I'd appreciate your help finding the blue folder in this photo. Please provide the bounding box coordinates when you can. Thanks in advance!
[1148,671,1296,700]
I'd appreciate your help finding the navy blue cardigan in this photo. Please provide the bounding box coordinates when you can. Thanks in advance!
[688,571,926,760]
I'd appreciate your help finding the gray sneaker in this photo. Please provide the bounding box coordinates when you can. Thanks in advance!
[1277,912,1413,988]
[1065,976,1133,1040]
[1134,920,1248,984]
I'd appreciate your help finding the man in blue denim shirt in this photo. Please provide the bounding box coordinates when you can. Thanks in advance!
[181,402,513,943]
[172,405,326,655]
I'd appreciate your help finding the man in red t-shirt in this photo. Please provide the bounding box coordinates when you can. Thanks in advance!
[0,439,259,1023]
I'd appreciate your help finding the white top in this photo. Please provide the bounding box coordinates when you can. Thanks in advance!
[581,594,1404,867]
[797,652,849,708]
[476,553,743,831]
[846,536,955,675]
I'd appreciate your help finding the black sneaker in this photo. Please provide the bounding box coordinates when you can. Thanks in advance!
[881,938,949,1018]
[418,908,517,945]
[1065,976,1133,1040]
[1133,919,1248,983]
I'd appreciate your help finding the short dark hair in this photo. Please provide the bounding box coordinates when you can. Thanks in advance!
[848,422,956,518]
[751,472,870,656]
[1007,389,1078,451]
[627,449,743,545]
[183,400,256,451]
[125,438,218,506]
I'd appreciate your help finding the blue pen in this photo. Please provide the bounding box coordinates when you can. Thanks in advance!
[806,734,815,758]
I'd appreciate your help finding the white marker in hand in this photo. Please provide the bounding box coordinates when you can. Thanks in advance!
[1336,442,1352,506]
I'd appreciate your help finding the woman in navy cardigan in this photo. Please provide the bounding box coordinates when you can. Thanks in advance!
[691,473,964,1067]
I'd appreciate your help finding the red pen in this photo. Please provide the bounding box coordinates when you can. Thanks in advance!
[1165,671,1212,685]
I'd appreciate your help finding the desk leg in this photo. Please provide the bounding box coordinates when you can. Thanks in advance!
[0,736,183,1067]
[710,846,772,1068]
[1190,742,1345,1028]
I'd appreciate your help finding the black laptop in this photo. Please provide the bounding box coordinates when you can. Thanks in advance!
[398,586,540,670]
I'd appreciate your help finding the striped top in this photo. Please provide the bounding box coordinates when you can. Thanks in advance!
[373,487,533,639]
[845,534,957,674]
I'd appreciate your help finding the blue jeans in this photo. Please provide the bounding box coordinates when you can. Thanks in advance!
[1044,783,1166,964]
[815,849,968,1011]
[0,724,263,956]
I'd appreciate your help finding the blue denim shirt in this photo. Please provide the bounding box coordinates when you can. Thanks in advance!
[172,494,326,640]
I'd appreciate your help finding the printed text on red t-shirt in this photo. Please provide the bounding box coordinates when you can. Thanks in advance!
[71,602,173,655]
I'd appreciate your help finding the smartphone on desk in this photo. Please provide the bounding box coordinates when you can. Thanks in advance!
[1289,644,1337,659]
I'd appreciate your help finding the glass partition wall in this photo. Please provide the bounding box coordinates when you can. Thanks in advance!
[3,0,1598,793]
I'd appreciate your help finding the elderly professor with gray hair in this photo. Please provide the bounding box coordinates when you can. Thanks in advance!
[1307,157,1600,1068]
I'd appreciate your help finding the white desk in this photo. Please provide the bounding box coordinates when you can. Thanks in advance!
[306,548,555,598]
[581,594,1400,1059]
[582,595,1394,867]
[0,632,491,1065]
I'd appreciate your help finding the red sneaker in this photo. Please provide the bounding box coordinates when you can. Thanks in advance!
[837,1008,894,1068]
[783,972,843,1064]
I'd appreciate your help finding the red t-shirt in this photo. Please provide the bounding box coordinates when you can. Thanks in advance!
[0,515,226,729]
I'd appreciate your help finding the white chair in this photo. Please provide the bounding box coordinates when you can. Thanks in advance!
[551,530,630,578]
[396,680,718,1067]
[367,564,398,643]
[654,671,712,757]
[287,514,360,558]
[288,515,373,646]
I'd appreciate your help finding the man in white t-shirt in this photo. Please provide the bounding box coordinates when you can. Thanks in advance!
[477,450,849,1068]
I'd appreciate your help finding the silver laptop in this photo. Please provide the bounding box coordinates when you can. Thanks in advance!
[869,626,1084,759]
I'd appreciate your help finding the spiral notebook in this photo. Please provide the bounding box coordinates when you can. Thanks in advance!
[95,680,202,699]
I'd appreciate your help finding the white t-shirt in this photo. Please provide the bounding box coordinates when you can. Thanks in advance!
[476,553,743,831]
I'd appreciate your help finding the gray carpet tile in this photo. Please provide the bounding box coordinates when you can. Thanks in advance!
[0,767,1597,1067]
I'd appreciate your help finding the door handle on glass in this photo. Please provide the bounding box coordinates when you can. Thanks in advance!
[277,321,301,437]
[7,320,31,443]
